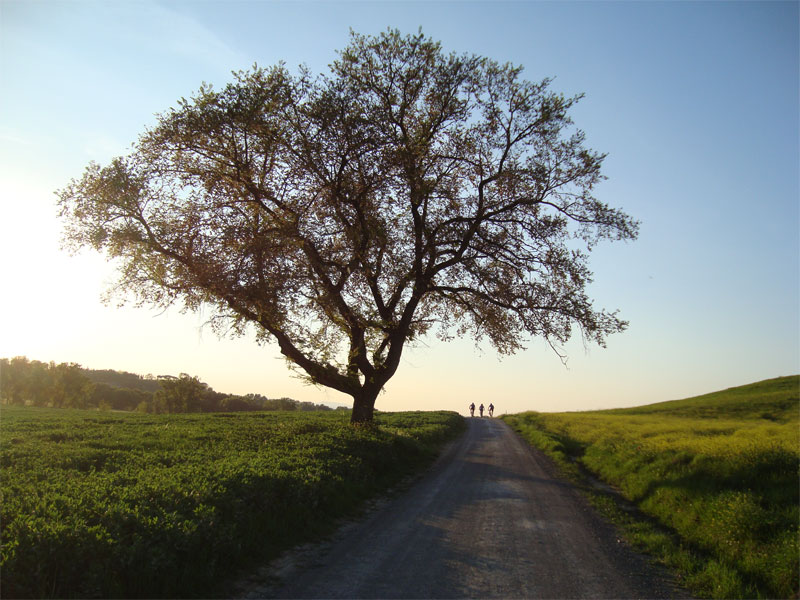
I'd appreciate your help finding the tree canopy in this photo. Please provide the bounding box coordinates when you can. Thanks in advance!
[58,29,638,422]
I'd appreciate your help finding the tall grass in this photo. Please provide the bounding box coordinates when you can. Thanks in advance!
[1,407,465,598]
[503,376,799,599]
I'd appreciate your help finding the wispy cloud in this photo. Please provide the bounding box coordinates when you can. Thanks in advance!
[0,130,36,148]
[102,1,250,76]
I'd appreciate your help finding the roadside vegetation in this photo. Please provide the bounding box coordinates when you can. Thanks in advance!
[503,376,799,599]
[0,407,465,598]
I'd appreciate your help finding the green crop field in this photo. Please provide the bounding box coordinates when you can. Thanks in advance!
[0,407,465,598]
[503,376,799,599]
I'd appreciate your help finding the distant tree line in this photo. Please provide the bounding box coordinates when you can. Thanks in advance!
[0,357,336,413]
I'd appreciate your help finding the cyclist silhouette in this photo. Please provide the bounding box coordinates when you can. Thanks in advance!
[488,403,494,417]
[469,402,475,417]
[479,403,484,417]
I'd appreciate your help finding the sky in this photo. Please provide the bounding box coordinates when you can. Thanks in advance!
[1,0,798,415]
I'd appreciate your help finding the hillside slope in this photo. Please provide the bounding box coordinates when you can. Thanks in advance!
[607,375,798,421]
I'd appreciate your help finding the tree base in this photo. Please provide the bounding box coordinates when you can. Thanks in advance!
[350,394,377,424]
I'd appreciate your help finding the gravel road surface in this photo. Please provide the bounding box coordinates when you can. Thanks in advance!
[235,417,685,599]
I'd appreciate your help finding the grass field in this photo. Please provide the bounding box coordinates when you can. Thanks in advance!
[503,376,799,599]
[0,407,465,598]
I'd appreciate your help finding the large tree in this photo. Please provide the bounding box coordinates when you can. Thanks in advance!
[59,30,638,423]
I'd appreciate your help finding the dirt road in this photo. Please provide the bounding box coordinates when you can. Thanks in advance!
[237,418,684,599]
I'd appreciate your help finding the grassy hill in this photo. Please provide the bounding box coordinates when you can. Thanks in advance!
[607,375,798,422]
[503,376,799,599]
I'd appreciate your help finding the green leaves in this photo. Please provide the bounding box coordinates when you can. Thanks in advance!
[0,407,464,598]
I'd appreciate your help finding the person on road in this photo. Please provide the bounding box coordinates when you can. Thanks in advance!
[469,402,475,417]
[479,403,484,417]
[488,403,494,417]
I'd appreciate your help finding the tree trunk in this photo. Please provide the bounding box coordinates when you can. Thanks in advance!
[350,387,379,424]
